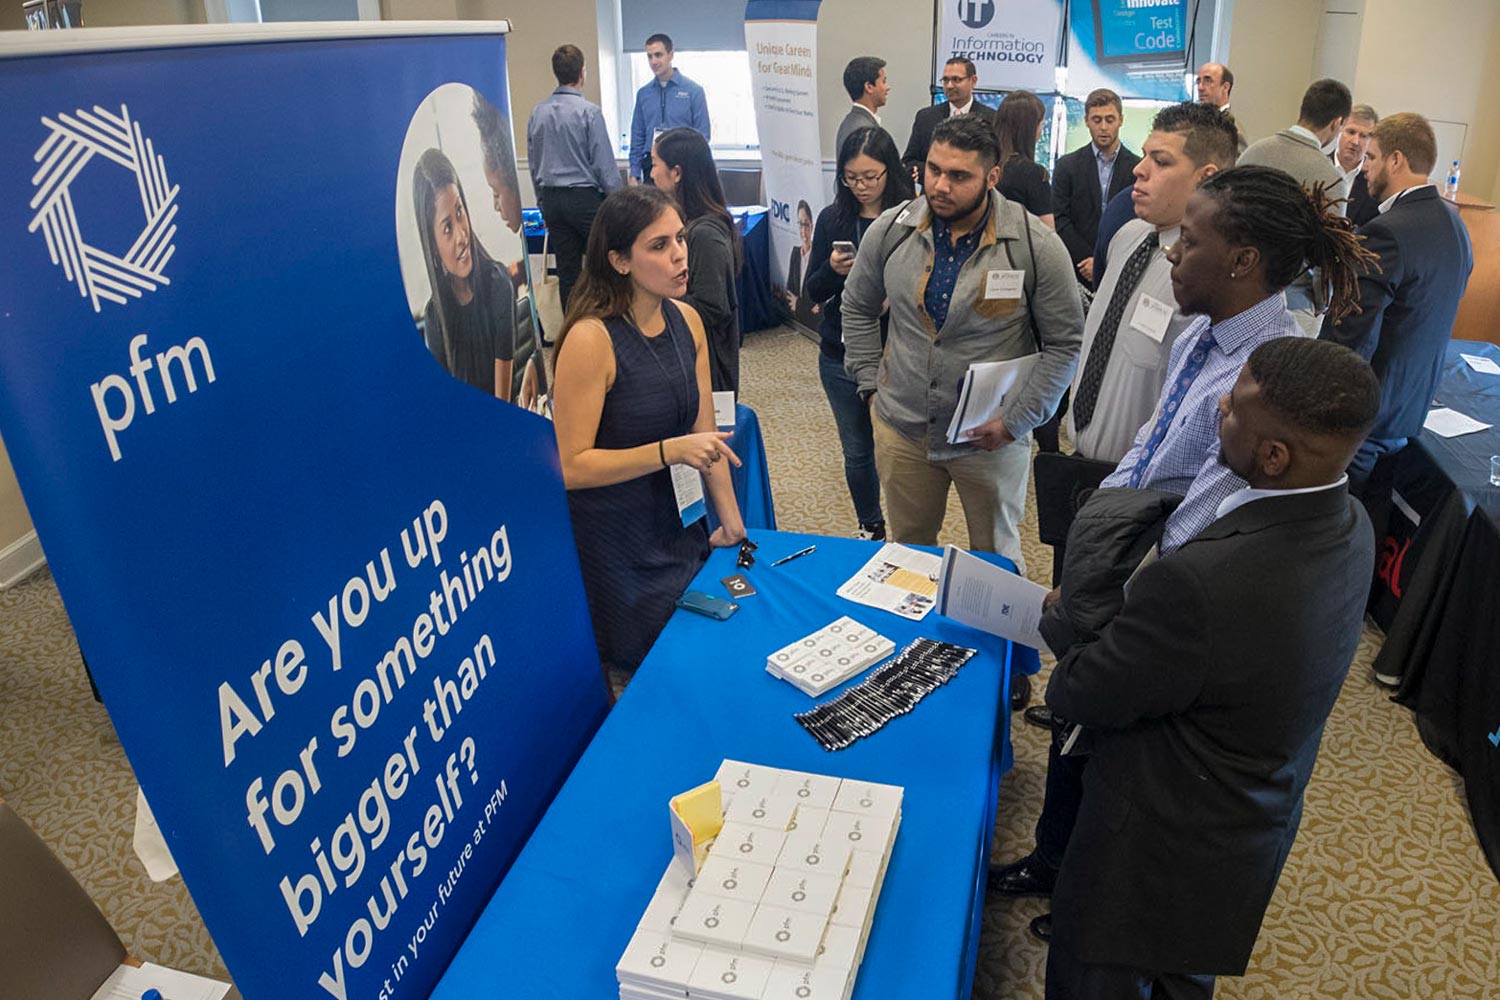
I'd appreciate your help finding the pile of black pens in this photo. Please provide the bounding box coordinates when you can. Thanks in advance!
[794,638,978,751]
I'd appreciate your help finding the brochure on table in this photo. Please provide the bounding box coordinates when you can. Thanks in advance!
[0,24,607,1000]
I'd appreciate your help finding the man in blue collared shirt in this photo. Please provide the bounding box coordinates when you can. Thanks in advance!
[628,33,711,184]
[527,44,623,309]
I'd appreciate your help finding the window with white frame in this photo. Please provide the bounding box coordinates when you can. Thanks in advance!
[625,51,760,153]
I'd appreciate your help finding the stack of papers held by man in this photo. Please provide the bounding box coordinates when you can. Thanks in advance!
[615,762,903,1000]
[765,617,895,696]
[945,353,1039,444]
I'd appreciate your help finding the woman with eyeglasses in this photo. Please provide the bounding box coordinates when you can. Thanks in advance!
[802,127,915,541]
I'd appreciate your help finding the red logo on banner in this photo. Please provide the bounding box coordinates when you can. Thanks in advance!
[1376,535,1410,598]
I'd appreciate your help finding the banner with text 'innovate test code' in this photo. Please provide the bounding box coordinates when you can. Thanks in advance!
[0,24,607,1000]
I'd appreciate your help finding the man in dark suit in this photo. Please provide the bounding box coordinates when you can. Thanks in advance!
[1333,104,1380,225]
[1052,89,1140,286]
[1042,336,1381,999]
[901,58,996,186]
[835,56,890,156]
[1321,112,1474,483]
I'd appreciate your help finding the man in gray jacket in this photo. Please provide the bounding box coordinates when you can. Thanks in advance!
[842,115,1083,570]
[1238,78,1352,334]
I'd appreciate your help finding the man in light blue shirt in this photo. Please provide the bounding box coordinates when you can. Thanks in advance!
[527,44,623,308]
[628,33,711,184]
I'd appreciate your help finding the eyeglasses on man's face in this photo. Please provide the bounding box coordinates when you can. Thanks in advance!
[841,169,888,189]
[939,75,973,85]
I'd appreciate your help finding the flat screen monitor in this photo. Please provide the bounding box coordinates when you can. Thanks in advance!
[1092,0,1187,67]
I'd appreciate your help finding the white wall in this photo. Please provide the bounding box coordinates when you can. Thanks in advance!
[1225,0,1324,146]
[1349,0,1500,199]
[815,0,934,163]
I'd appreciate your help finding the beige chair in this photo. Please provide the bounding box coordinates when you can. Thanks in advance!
[0,798,127,1000]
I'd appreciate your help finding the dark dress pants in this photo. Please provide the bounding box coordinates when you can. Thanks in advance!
[1034,723,1087,871]
[1046,936,1216,1000]
[539,186,604,311]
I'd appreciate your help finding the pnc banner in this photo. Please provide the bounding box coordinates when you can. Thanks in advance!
[0,23,607,1000]
[937,0,1063,93]
[745,0,825,332]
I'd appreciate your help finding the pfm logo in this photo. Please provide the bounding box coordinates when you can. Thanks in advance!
[957,0,996,30]
[27,104,179,312]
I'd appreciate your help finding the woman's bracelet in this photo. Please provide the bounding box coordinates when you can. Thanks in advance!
[659,439,668,468]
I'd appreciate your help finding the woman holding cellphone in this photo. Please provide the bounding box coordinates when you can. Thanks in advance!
[803,127,915,541]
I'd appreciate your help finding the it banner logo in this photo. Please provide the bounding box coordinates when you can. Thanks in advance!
[27,104,178,312]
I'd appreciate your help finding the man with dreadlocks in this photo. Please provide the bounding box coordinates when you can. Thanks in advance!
[988,166,1378,946]
[1103,164,1377,556]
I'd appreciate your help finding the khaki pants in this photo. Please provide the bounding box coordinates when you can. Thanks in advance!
[872,410,1030,572]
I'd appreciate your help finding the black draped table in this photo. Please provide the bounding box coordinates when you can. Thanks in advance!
[1365,339,1500,882]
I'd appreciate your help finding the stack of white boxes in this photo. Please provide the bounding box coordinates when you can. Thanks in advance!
[764,618,895,697]
[616,760,904,1000]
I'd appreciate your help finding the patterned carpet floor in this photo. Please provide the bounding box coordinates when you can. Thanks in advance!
[1,323,1496,997]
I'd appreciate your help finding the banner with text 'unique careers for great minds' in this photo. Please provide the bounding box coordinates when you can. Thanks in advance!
[0,23,607,1000]
[937,0,1063,92]
[745,0,824,332]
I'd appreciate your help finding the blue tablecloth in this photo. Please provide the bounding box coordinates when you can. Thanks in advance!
[735,207,777,335]
[710,403,776,532]
[430,531,1041,1000]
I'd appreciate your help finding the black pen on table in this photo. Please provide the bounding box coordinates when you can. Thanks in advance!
[770,544,816,567]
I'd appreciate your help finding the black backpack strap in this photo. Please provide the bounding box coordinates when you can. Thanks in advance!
[879,198,917,265]
[1000,199,1044,354]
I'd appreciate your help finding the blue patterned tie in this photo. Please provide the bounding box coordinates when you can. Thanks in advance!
[1128,331,1216,488]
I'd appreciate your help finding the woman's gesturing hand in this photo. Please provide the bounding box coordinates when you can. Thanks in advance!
[664,431,741,474]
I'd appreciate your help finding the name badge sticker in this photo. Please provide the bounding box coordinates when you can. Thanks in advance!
[984,269,1024,300]
[671,463,707,525]
[1128,294,1174,343]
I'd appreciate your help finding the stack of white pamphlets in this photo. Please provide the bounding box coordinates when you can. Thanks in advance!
[765,618,895,696]
[616,761,903,1000]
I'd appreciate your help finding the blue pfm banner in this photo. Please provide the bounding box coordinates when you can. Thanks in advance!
[0,24,607,1000]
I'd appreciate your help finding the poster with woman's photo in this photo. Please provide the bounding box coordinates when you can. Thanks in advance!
[395,83,548,412]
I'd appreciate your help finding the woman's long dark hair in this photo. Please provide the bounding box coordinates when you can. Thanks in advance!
[1197,165,1379,326]
[653,127,741,269]
[556,186,681,357]
[832,126,915,226]
[993,90,1046,178]
[412,147,503,378]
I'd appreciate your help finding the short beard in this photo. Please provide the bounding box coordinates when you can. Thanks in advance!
[932,185,989,222]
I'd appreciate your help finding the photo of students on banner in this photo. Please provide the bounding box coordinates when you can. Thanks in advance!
[395,84,547,412]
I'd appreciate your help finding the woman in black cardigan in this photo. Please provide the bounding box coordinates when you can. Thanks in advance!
[803,127,914,540]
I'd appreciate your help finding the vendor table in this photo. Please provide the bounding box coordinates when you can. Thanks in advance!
[430,531,1041,1000]
[1365,339,1500,882]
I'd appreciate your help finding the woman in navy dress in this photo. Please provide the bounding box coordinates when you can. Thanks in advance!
[553,187,747,676]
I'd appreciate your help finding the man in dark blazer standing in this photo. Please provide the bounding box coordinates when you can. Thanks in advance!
[901,57,995,185]
[1041,337,1380,999]
[1052,89,1140,286]
[1320,112,1474,483]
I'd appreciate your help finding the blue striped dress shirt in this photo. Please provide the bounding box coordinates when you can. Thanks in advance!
[1102,292,1304,553]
